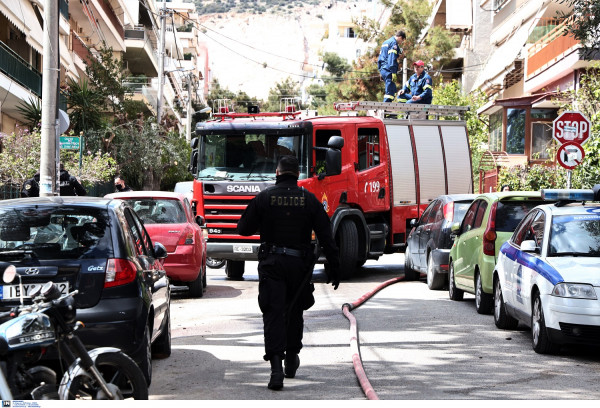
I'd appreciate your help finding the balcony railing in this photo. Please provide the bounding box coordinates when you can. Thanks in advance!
[0,41,42,96]
[71,31,93,63]
[527,16,579,77]
[59,0,69,19]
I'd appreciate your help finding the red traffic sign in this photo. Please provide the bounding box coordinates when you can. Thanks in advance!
[553,111,591,145]
[556,141,585,170]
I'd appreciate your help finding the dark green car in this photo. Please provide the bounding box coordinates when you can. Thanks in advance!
[448,191,548,314]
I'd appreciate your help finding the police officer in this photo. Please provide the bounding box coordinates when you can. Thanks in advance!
[237,155,340,391]
[59,164,87,196]
[378,29,406,102]
[21,172,40,198]
[397,60,433,104]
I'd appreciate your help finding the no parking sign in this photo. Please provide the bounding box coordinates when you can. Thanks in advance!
[556,141,585,170]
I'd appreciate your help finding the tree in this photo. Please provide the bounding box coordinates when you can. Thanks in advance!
[558,0,600,60]
[263,77,302,112]
[85,44,128,115]
[66,78,105,135]
[322,52,352,81]
[15,97,42,130]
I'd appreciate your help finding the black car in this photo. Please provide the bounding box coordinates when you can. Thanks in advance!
[404,194,476,289]
[0,196,171,385]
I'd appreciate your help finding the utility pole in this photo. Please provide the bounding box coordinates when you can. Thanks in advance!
[186,72,193,143]
[40,0,60,196]
[156,4,168,125]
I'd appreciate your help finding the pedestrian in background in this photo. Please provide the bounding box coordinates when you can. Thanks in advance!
[501,185,511,192]
[114,176,133,192]
[59,164,87,196]
[237,155,341,391]
[21,171,40,198]
[378,30,406,102]
[397,60,433,104]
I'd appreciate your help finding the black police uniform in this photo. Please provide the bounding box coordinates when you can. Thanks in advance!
[21,172,40,198]
[237,173,340,383]
[59,170,87,196]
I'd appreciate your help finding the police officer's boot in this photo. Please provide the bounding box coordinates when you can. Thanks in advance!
[268,355,284,390]
[284,353,300,378]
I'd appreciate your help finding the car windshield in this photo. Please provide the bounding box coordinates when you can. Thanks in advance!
[496,200,545,232]
[124,199,186,224]
[549,214,600,256]
[0,206,111,260]
[197,132,308,181]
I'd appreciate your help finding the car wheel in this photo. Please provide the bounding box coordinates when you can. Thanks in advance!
[404,246,419,281]
[152,308,171,359]
[475,272,493,314]
[226,260,245,280]
[494,277,518,329]
[448,262,463,301]
[188,268,204,298]
[207,258,225,269]
[426,252,445,290]
[136,324,152,386]
[531,292,559,354]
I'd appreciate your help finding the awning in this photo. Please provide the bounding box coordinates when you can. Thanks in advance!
[0,0,44,54]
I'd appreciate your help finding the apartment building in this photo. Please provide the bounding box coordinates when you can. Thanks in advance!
[0,0,203,135]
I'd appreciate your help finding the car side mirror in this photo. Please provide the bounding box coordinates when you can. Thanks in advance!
[410,219,418,228]
[153,242,168,259]
[195,215,205,226]
[521,240,538,253]
[451,222,461,234]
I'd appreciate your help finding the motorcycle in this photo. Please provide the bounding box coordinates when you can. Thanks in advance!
[0,265,148,399]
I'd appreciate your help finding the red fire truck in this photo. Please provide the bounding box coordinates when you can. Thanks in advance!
[189,100,473,280]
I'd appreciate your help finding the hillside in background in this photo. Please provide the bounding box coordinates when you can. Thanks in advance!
[195,0,375,101]
[195,0,324,16]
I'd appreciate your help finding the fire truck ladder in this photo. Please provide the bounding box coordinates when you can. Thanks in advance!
[333,101,469,121]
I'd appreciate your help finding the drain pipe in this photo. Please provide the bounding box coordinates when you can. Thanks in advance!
[342,276,404,400]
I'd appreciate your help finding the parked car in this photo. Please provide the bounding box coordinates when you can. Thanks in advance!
[106,191,207,297]
[0,196,171,385]
[448,191,552,314]
[404,194,476,289]
[494,188,600,354]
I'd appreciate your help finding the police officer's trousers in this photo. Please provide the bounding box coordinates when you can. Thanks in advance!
[257,254,310,361]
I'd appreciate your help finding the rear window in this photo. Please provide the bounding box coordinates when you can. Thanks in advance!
[124,199,186,224]
[453,201,472,223]
[496,200,544,232]
[0,206,111,260]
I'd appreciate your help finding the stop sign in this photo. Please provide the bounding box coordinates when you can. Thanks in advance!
[553,111,591,145]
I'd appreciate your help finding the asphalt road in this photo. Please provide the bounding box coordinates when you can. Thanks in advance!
[148,254,600,400]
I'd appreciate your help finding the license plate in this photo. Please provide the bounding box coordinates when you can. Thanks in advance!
[233,245,253,253]
[1,282,69,300]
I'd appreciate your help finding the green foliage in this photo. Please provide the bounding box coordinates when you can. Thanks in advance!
[84,44,127,115]
[15,97,42,130]
[498,164,565,192]
[0,128,116,187]
[322,52,352,80]
[66,78,105,134]
[264,77,302,112]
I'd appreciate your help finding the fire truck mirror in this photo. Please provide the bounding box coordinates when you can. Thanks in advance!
[189,150,198,175]
[327,136,344,150]
[325,149,342,177]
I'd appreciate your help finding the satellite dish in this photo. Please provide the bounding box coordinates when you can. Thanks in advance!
[58,109,70,135]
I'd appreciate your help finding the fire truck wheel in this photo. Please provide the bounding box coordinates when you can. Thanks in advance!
[337,219,359,280]
[226,260,245,280]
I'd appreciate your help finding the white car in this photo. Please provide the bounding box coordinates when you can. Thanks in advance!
[493,188,600,354]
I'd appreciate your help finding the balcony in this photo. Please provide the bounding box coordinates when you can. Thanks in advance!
[71,31,93,65]
[0,41,42,96]
[124,26,159,77]
[526,17,579,78]
[123,76,157,115]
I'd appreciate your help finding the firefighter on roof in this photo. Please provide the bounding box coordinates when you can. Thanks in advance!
[378,30,406,102]
[397,60,433,104]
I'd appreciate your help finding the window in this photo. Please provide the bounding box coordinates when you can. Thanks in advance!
[512,212,536,246]
[429,201,443,224]
[357,128,380,171]
[531,123,553,159]
[506,109,526,154]
[124,209,147,256]
[461,201,480,233]
[530,212,545,247]
[473,201,488,229]
[314,129,342,175]
[489,111,502,151]
[345,27,355,38]
[419,203,434,225]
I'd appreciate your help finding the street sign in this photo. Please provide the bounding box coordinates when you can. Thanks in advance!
[59,136,80,150]
[553,111,591,145]
[556,141,585,170]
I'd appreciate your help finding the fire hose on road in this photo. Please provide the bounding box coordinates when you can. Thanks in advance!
[341,276,405,400]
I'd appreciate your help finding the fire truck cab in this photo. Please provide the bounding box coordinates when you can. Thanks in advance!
[190,101,473,280]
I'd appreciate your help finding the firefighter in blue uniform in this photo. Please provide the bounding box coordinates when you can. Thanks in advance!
[397,60,433,104]
[378,30,406,102]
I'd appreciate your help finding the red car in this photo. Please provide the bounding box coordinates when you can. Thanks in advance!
[106,191,207,297]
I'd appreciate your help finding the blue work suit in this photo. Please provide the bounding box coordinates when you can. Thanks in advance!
[397,71,433,104]
[398,71,433,103]
[378,36,402,102]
